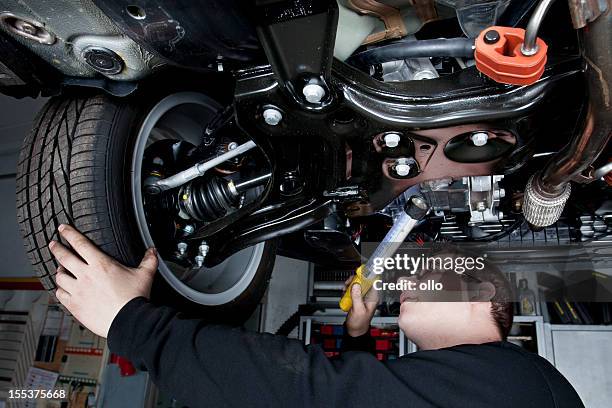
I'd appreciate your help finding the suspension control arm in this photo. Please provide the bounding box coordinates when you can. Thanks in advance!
[150,140,257,193]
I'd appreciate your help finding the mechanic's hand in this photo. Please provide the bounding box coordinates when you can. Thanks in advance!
[344,276,378,337]
[48,224,158,338]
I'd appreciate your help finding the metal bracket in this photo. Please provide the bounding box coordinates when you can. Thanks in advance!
[323,186,364,199]
[568,0,608,29]
[61,77,137,97]
[347,0,408,44]
[208,198,334,261]
[255,0,338,108]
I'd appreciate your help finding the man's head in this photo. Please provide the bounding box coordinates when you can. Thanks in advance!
[397,261,514,350]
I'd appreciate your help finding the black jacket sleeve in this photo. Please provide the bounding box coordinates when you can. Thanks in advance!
[340,326,375,354]
[107,297,585,408]
[107,297,405,407]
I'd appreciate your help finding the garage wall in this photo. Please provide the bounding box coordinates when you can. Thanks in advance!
[0,94,48,277]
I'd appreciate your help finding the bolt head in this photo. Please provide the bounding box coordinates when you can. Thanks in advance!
[384,133,401,148]
[413,70,437,80]
[470,132,489,147]
[177,242,188,255]
[262,108,282,126]
[82,46,123,75]
[514,199,522,211]
[17,21,37,36]
[484,30,500,44]
[394,159,412,177]
[410,195,428,210]
[302,84,326,104]
[395,164,411,176]
[10,18,55,45]
[227,142,238,151]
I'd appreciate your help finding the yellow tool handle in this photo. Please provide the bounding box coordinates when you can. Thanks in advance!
[339,265,375,312]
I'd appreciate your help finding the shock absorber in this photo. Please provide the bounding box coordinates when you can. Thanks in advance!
[178,173,271,222]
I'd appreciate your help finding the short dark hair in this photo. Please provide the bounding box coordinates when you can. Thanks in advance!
[471,265,514,340]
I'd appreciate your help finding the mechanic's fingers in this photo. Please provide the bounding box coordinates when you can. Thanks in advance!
[364,282,379,305]
[49,240,87,276]
[137,248,158,274]
[350,284,366,314]
[55,287,71,308]
[55,267,78,293]
[344,275,354,290]
[365,298,378,314]
[57,224,105,265]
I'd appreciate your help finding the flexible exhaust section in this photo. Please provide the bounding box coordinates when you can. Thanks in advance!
[523,3,612,228]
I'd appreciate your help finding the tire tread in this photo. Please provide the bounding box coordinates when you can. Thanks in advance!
[16,95,119,294]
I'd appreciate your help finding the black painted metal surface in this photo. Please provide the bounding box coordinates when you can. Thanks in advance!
[93,0,263,68]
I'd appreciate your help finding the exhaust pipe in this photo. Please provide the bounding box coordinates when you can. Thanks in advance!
[523,2,612,227]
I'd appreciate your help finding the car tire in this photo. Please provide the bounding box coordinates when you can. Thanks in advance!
[15,91,276,322]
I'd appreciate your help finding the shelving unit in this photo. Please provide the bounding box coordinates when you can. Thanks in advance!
[510,316,547,358]
[299,315,415,358]
[300,314,548,358]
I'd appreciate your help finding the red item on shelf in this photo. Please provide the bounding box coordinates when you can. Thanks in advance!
[375,339,392,351]
[379,330,398,338]
[323,339,336,350]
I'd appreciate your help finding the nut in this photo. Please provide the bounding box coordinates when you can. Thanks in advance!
[302,84,326,104]
[199,242,210,257]
[384,133,401,148]
[263,108,283,126]
[413,70,437,80]
[394,158,412,177]
[470,132,489,147]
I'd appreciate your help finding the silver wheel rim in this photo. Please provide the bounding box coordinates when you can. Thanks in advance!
[131,92,266,306]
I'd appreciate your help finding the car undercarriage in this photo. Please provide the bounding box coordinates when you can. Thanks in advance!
[1,0,610,318]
